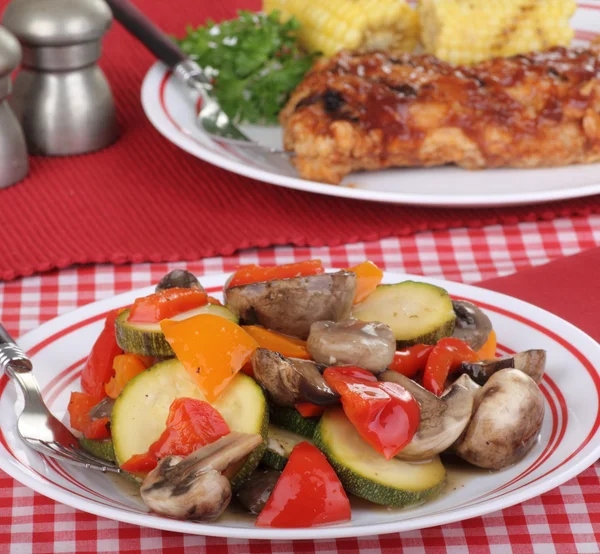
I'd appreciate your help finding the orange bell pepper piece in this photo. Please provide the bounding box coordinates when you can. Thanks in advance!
[105,354,153,399]
[161,314,258,402]
[476,330,497,360]
[242,326,310,359]
[347,261,383,304]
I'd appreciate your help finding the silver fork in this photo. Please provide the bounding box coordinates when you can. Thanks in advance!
[0,324,120,473]
[106,0,295,168]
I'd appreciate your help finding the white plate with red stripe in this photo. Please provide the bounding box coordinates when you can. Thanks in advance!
[141,2,600,208]
[1,272,600,540]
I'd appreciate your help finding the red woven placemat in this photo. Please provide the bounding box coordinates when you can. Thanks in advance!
[1,0,600,282]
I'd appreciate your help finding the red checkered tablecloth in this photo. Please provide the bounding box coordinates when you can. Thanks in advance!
[1,216,600,554]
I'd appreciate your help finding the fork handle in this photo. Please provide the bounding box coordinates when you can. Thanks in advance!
[106,0,187,68]
[0,324,32,374]
[105,0,211,89]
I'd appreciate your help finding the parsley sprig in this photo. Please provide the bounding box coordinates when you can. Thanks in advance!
[178,11,317,124]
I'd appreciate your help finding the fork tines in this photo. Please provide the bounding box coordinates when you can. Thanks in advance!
[31,439,121,473]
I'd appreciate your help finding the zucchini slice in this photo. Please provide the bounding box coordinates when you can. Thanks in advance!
[352,281,455,348]
[269,405,319,438]
[314,408,446,507]
[115,304,238,356]
[111,359,267,488]
[262,424,307,471]
[79,437,115,463]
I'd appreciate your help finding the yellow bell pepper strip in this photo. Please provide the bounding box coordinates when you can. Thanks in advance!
[242,326,310,360]
[105,354,153,399]
[161,314,258,402]
[476,329,497,360]
[347,261,384,304]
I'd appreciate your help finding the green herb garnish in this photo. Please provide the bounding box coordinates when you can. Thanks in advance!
[178,11,317,124]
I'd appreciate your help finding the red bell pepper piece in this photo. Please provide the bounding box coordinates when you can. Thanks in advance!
[321,365,378,386]
[128,288,208,323]
[227,260,324,288]
[324,366,420,460]
[121,398,230,473]
[295,402,325,418]
[255,442,351,527]
[67,392,111,440]
[389,344,435,378]
[422,337,479,397]
[81,309,124,399]
[84,417,111,440]
[120,451,157,473]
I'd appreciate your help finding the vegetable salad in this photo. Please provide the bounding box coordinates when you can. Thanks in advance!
[68,260,547,527]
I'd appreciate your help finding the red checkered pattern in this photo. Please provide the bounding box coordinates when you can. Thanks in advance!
[1,215,600,553]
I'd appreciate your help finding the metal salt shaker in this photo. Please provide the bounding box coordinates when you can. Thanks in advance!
[0,26,28,188]
[3,0,118,156]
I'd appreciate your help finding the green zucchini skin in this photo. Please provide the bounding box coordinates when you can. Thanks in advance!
[262,424,306,471]
[262,449,287,472]
[115,309,174,356]
[115,305,238,357]
[230,403,269,490]
[79,438,142,486]
[79,437,116,462]
[352,281,456,348]
[396,319,455,349]
[313,409,446,508]
[269,405,319,438]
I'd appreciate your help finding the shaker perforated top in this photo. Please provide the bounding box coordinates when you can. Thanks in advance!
[3,0,112,46]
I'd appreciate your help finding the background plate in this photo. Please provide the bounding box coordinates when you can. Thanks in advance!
[141,2,600,207]
[1,272,600,540]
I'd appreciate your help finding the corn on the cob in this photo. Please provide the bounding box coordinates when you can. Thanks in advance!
[262,0,419,57]
[418,0,576,65]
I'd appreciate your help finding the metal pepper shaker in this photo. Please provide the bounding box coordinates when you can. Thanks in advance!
[3,0,118,156]
[0,26,28,189]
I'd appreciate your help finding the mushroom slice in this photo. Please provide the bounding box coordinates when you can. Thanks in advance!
[380,370,473,461]
[140,432,262,520]
[454,368,545,470]
[236,469,281,514]
[460,349,546,385]
[88,396,115,421]
[307,319,395,373]
[224,271,356,339]
[451,300,493,351]
[251,348,339,407]
[155,269,204,293]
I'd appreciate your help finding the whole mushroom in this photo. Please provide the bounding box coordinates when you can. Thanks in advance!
[155,269,204,293]
[308,319,395,373]
[140,432,262,520]
[454,368,545,470]
[451,300,493,351]
[225,271,356,339]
